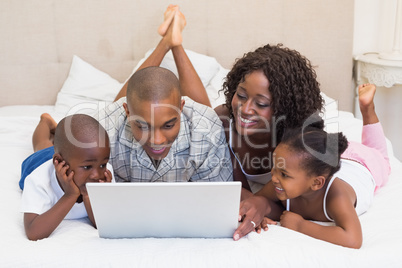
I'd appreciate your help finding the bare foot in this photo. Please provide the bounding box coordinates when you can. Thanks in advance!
[163,9,186,47]
[358,83,379,125]
[32,113,58,151]
[158,5,179,36]
[358,83,376,110]
[40,113,57,133]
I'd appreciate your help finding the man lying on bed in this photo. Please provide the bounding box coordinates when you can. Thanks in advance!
[20,65,232,240]
[91,5,232,183]
[94,65,232,182]
[19,6,232,240]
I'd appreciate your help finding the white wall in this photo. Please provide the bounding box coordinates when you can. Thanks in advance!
[354,0,399,55]
[353,0,402,160]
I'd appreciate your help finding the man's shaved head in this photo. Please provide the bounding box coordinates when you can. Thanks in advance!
[126,66,181,106]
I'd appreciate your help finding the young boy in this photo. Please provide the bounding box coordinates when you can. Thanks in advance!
[20,113,114,240]
[94,66,233,182]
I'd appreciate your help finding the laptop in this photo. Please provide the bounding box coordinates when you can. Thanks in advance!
[86,181,241,239]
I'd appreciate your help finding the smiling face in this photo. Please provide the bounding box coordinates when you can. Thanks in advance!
[271,143,317,201]
[231,70,273,137]
[124,90,184,161]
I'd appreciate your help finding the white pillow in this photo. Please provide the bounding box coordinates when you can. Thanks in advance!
[55,55,122,115]
[321,91,338,112]
[128,48,221,89]
[206,66,229,108]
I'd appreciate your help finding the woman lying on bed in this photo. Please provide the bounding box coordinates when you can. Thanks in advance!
[208,45,326,240]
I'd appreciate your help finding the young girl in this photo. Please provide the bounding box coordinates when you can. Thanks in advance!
[253,83,390,248]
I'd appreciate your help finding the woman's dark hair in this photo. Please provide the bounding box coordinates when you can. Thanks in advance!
[222,43,324,143]
[280,116,349,179]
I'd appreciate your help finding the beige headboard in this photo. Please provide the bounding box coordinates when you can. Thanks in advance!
[0,0,354,112]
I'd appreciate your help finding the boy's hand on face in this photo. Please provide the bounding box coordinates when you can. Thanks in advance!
[77,179,89,197]
[102,169,113,183]
[54,159,80,199]
[78,169,113,197]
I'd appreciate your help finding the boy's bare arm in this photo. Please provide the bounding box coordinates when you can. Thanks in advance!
[24,159,81,240]
[24,193,79,241]
[82,195,95,228]
[80,169,114,228]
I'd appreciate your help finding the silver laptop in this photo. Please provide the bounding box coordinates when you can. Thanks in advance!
[86,181,241,239]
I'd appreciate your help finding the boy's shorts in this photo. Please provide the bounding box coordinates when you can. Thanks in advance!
[19,146,54,190]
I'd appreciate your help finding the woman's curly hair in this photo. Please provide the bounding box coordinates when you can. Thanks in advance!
[222,44,324,143]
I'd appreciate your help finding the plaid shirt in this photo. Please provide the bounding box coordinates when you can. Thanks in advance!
[93,97,233,182]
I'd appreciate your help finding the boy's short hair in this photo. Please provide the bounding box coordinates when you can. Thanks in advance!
[54,114,109,158]
[127,66,181,106]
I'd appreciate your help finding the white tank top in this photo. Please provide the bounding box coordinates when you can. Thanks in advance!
[286,159,375,221]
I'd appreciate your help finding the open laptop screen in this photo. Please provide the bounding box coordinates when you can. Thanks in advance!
[87,181,241,239]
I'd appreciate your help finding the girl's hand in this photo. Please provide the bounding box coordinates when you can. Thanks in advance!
[54,159,80,198]
[256,217,277,233]
[280,211,304,231]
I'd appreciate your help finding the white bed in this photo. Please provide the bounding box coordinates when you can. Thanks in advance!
[1,53,402,267]
[2,1,402,267]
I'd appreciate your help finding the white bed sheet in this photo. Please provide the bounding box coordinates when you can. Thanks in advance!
[1,105,401,267]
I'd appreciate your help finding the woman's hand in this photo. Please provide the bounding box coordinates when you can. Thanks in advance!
[233,195,271,241]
